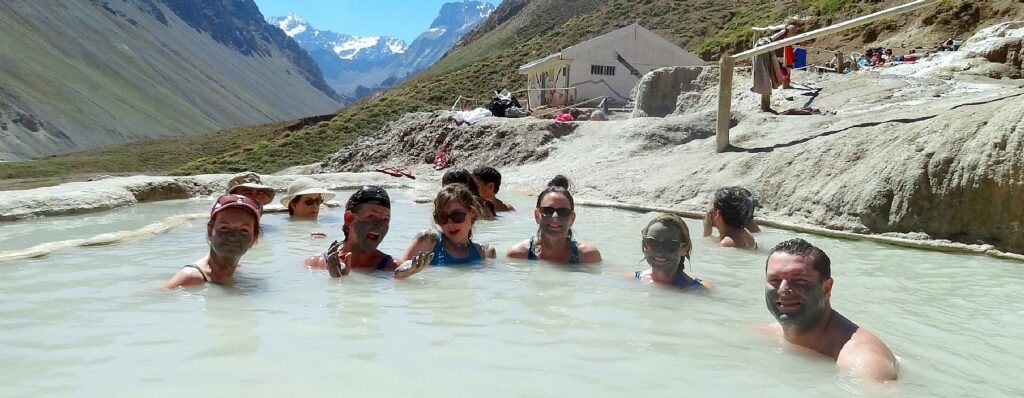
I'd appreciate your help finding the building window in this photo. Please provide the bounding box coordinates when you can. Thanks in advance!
[590,65,616,76]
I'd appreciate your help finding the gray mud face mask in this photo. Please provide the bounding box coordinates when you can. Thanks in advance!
[644,242,682,272]
[211,229,253,258]
[765,281,827,333]
[538,215,571,237]
[350,218,389,252]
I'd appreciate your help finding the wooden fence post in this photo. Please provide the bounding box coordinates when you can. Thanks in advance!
[716,55,735,153]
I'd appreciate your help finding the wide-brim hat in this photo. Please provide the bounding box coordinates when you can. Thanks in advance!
[226,172,275,204]
[280,177,336,207]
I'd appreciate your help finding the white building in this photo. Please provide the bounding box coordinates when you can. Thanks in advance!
[518,23,704,109]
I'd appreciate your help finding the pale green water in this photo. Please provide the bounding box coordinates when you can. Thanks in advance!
[1,191,1022,397]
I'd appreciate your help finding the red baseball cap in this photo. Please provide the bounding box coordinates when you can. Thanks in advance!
[210,194,262,223]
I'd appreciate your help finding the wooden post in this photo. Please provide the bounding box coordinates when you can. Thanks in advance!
[716,55,735,153]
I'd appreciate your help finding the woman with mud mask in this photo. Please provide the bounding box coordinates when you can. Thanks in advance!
[635,214,706,291]
[400,183,496,268]
[162,195,261,289]
[441,168,496,219]
[703,186,758,250]
[304,186,431,278]
[507,176,602,264]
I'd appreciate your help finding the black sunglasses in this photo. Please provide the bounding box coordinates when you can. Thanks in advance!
[643,237,682,253]
[539,207,573,218]
[303,197,324,206]
[434,211,468,225]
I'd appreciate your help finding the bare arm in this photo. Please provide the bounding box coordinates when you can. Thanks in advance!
[506,240,530,259]
[399,230,438,263]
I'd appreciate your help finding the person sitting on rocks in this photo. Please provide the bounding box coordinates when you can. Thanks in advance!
[507,175,602,264]
[162,194,261,289]
[442,168,496,219]
[399,183,497,268]
[281,177,335,220]
[473,166,515,212]
[635,213,707,291]
[703,186,758,250]
[764,238,898,382]
[304,186,430,278]
[226,172,275,211]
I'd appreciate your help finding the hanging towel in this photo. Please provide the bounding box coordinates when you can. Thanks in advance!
[751,37,785,95]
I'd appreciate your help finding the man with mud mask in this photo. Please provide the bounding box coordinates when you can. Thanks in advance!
[162,194,262,289]
[304,186,430,278]
[764,239,898,382]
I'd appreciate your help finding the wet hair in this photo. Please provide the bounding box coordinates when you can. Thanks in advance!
[535,175,574,210]
[641,213,693,268]
[342,186,391,240]
[473,167,502,193]
[288,196,300,215]
[442,168,481,197]
[766,238,831,281]
[434,183,483,228]
[444,168,495,216]
[712,187,754,228]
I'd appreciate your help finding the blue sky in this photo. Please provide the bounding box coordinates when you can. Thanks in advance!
[253,0,501,42]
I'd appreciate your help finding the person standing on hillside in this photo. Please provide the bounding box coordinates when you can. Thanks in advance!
[763,238,898,382]
[473,166,516,212]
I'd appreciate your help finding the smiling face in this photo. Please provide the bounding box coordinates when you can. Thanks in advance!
[206,207,257,257]
[642,222,688,272]
[534,192,575,237]
[345,204,390,252]
[765,253,833,332]
[290,194,322,219]
[436,200,474,244]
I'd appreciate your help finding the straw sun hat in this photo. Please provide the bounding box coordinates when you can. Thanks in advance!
[279,177,336,207]
[226,172,275,204]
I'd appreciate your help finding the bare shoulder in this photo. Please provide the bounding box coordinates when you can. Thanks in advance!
[506,239,531,258]
[161,267,205,290]
[400,230,439,262]
[837,327,898,382]
[578,241,602,263]
[719,236,738,248]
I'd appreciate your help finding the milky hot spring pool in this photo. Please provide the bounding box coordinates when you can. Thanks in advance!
[1,191,1021,397]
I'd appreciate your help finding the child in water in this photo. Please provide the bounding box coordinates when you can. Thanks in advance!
[399,183,496,270]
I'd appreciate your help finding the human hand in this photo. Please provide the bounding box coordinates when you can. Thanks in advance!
[324,240,351,277]
[395,252,433,279]
[703,211,713,237]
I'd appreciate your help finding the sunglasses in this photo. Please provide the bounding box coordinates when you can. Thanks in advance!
[303,197,324,206]
[434,211,468,225]
[643,237,683,253]
[539,207,573,218]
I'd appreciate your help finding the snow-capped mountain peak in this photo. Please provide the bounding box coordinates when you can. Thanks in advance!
[272,13,307,37]
[267,1,494,99]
